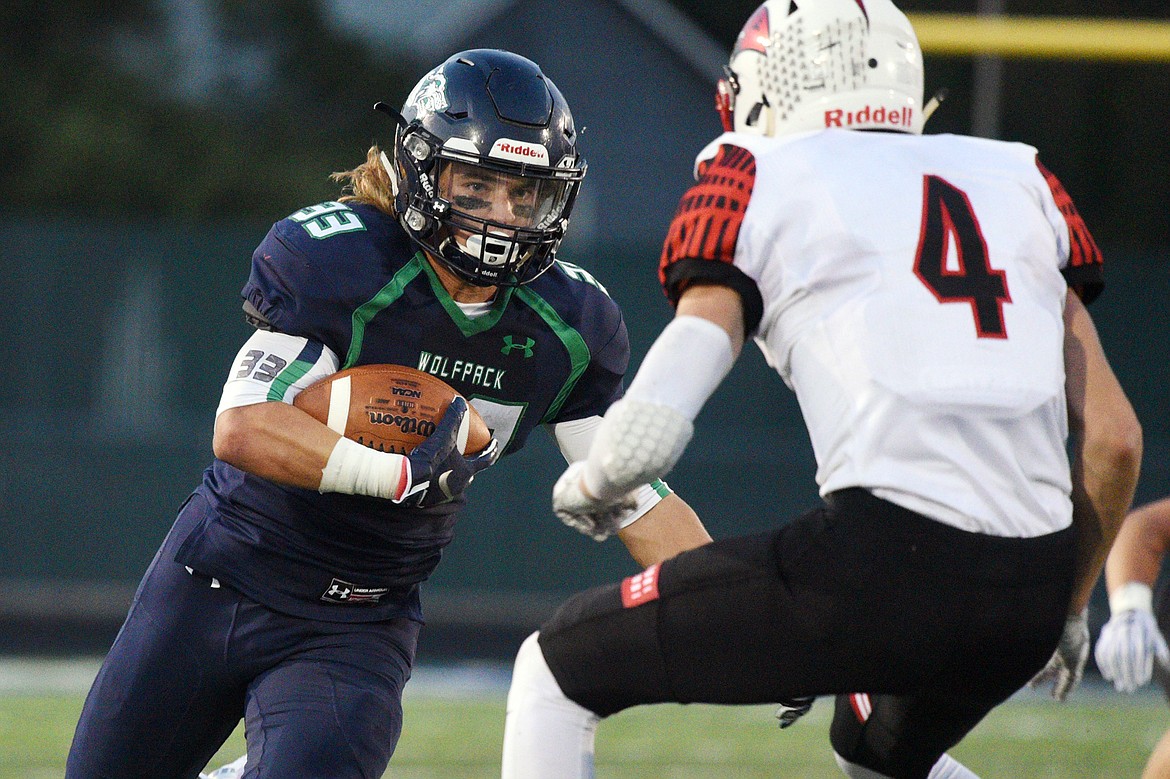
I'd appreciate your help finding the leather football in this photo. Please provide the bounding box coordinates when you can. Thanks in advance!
[293,364,491,455]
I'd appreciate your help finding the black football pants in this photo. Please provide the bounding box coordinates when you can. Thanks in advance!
[539,488,1076,779]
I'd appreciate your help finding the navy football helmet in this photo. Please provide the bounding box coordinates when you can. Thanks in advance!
[376,49,587,287]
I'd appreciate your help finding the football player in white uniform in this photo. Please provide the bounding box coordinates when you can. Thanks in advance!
[1094,496,1170,779]
[501,1,1142,778]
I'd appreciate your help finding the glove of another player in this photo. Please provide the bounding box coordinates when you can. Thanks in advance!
[552,460,637,541]
[1029,610,1089,701]
[1095,608,1170,693]
[774,695,815,728]
[396,397,500,508]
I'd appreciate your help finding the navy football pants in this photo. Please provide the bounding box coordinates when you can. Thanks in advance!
[66,535,419,779]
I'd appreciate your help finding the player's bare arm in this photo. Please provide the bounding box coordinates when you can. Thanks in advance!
[1063,291,1142,614]
[214,401,341,490]
[617,494,711,567]
[1106,496,1170,592]
[674,283,746,355]
[1032,291,1141,700]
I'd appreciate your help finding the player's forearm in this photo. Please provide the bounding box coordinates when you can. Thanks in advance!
[213,401,340,489]
[617,494,712,567]
[1069,452,1141,612]
[1063,294,1142,613]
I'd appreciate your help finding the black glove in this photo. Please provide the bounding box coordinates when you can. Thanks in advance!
[1029,610,1089,701]
[396,397,499,508]
[774,695,815,728]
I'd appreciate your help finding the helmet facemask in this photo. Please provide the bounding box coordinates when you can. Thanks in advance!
[434,158,579,285]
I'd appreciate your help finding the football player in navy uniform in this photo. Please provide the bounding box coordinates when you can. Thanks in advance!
[500,2,1143,778]
[66,49,710,779]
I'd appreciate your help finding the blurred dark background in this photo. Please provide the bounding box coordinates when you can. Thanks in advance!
[1,0,1166,661]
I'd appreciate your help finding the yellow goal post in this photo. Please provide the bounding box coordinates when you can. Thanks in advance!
[906,13,1170,62]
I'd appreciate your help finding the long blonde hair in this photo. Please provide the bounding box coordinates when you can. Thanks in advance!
[331,145,395,216]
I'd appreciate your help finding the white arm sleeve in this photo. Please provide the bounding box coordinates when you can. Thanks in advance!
[549,416,671,529]
[216,330,341,416]
[582,315,735,498]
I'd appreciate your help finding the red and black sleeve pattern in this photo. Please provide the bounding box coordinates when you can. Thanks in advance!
[658,144,765,334]
[1035,157,1104,304]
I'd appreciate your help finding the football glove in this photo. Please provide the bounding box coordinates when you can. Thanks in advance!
[552,460,636,541]
[396,397,500,508]
[1095,607,1170,694]
[1029,610,1089,701]
[774,695,815,729]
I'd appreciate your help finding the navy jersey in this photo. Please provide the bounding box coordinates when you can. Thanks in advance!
[176,201,628,622]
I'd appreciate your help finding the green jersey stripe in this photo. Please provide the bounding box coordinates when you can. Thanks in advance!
[343,253,425,369]
[515,286,592,422]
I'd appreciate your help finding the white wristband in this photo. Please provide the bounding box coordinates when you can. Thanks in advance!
[1110,582,1154,614]
[319,437,407,500]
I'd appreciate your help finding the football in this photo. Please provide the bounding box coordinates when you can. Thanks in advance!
[293,364,492,455]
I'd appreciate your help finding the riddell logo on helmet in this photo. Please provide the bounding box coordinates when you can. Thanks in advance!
[824,105,915,129]
[490,138,550,165]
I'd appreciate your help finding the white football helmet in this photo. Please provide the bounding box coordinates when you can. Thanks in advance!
[716,0,925,137]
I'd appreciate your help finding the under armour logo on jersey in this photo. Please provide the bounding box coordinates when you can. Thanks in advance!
[621,563,661,608]
[501,335,535,357]
[320,578,389,605]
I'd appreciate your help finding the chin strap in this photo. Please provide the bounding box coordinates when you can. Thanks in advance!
[715,64,741,132]
[379,151,399,199]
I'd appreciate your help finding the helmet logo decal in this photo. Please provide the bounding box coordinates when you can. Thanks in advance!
[407,71,449,116]
[733,5,771,56]
[853,0,869,23]
[490,138,550,165]
[824,104,914,130]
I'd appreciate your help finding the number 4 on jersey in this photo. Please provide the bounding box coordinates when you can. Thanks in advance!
[913,175,1011,339]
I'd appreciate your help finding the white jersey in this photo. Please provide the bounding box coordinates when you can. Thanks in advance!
[660,129,1104,537]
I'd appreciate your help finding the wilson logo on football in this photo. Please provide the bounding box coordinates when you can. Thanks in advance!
[490,138,550,164]
[367,411,438,438]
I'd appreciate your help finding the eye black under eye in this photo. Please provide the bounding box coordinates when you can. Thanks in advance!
[453,195,491,211]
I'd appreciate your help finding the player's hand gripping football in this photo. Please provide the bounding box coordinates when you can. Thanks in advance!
[1029,610,1089,700]
[397,397,499,508]
[1095,605,1170,693]
[552,461,636,541]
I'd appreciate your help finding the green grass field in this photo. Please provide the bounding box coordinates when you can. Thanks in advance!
[3,662,1164,778]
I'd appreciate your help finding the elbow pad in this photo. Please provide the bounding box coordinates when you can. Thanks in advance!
[582,398,694,500]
